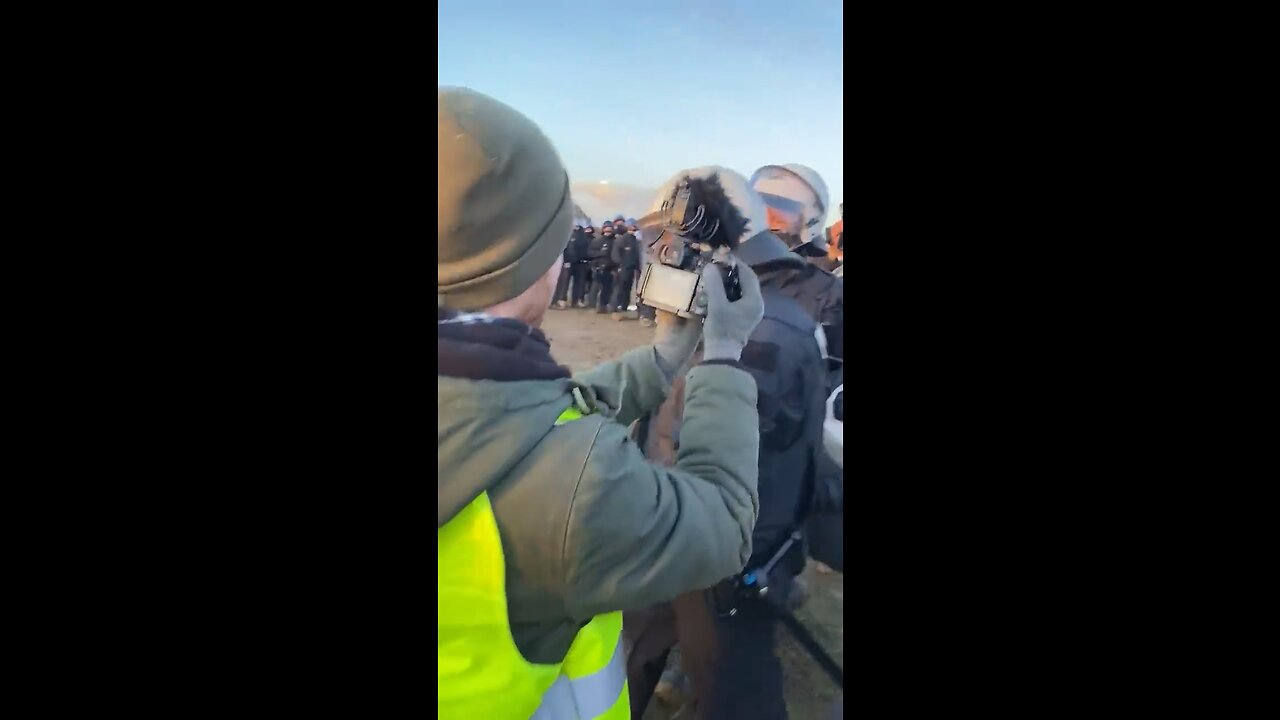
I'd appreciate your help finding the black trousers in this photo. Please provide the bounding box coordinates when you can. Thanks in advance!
[553,263,572,303]
[589,265,614,309]
[625,590,788,720]
[571,262,592,304]
[613,267,637,311]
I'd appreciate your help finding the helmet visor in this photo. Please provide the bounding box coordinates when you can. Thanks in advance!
[759,192,809,236]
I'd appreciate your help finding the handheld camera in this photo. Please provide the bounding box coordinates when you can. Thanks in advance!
[636,176,744,319]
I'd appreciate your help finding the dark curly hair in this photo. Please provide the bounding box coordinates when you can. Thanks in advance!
[679,172,751,249]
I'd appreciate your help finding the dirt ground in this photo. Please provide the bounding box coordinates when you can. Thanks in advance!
[541,304,657,373]
[541,308,845,719]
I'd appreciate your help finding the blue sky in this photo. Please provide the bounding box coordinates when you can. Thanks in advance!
[439,0,843,224]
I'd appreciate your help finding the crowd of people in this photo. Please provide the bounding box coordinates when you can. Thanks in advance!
[552,201,843,330]
[439,85,844,720]
[553,216,647,320]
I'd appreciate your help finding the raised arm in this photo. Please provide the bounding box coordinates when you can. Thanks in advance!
[563,361,760,618]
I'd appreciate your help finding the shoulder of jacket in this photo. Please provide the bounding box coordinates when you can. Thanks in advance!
[514,411,610,517]
[558,416,657,533]
[797,262,840,288]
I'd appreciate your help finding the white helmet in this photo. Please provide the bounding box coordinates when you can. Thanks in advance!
[642,165,769,244]
[749,163,830,255]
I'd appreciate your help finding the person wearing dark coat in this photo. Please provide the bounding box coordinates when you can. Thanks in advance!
[552,225,582,308]
[586,221,616,313]
[571,225,596,307]
[610,223,641,315]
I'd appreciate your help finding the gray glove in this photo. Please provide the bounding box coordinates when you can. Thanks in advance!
[652,310,703,381]
[700,260,764,362]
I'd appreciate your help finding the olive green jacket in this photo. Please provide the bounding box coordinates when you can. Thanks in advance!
[438,345,759,664]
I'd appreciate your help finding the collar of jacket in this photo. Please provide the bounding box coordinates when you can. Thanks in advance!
[735,230,807,268]
[438,306,571,382]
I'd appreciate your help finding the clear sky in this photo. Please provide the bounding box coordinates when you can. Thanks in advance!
[439,0,843,224]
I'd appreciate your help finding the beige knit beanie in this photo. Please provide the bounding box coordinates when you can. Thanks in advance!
[438,87,573,310]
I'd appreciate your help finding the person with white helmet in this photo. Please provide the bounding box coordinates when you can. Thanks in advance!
[626,166,836,720]
[749,163,831,258]
[750,164,846,583]
[749,163,844,390]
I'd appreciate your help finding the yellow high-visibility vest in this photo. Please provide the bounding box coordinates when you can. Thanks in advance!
[438,404,629,719]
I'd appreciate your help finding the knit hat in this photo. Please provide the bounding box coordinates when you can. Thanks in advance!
[438,87,574,310]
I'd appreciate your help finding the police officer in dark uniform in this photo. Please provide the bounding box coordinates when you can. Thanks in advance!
[586,220,616,313]
[610,219,641,316]
[572,225,596,308]
[756,254,844,578]
[752,174,845,590]
[625,168,837,720]
[552,225,582,309]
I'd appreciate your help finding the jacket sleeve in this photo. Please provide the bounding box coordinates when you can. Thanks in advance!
[561,363,760,620]
[573,345,673,428]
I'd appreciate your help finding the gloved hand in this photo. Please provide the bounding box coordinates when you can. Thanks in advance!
[652,309,703,381]
[700,260,764,362]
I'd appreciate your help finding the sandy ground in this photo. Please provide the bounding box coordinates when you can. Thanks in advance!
[541,304,656,374]
[540,307,845,719]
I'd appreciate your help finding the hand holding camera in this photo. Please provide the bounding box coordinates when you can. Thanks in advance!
[653,256,763,375]
[641,170,763,368]
[636,175,750,318]
[699,259,763,362]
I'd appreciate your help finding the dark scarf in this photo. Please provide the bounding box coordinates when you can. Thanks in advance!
[438,307,570,381]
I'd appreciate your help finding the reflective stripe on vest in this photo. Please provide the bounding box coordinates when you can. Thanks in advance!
[439,396,628,719]
[532,614,628,719]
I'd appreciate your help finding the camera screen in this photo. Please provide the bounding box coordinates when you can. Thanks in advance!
[640,264,701,315]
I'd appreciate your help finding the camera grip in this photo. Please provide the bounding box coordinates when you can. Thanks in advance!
[724,264,743,302]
